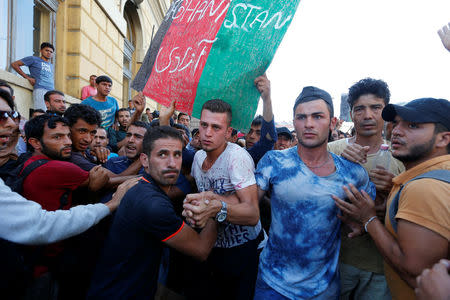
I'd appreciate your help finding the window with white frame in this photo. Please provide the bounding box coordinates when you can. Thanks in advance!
[0,0,57,74]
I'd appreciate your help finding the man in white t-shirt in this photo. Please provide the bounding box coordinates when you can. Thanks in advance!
[183,99,260,300]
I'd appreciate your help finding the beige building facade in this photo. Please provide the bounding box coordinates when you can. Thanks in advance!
[0,0,169,118]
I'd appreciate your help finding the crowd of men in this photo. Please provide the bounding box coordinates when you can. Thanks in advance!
[0,32,448,300]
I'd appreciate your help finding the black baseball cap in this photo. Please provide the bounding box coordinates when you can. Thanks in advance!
[276,127,293,139]
[294,86,334,117]
[382,98,450,130]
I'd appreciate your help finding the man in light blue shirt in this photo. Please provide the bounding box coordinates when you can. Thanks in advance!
[82,75,119,130]
[11,42,55,110]
[254,86,375,299]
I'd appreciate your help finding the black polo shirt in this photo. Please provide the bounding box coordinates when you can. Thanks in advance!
[87,172,184,299]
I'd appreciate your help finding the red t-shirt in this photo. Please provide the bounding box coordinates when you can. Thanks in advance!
[22,155,89,211]
[21,155,89,277]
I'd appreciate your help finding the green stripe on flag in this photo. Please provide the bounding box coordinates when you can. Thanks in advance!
[192,0,301,131]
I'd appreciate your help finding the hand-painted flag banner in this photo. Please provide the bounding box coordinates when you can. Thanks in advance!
[132,0,301,130]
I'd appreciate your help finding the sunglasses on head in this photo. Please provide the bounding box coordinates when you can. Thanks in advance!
[0,110,20,123]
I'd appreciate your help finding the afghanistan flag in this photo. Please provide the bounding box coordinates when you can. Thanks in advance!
[132,0,301,130]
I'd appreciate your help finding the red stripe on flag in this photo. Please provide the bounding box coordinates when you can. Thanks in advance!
[143,0,230,114]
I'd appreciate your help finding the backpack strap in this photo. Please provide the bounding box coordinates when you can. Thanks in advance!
[18,159,50,179]
[389,169,450,233]
[20,159,70,209]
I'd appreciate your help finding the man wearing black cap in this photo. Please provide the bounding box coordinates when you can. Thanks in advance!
[334,98,450,300]
[274,127,292,150]
[254,86,375,299]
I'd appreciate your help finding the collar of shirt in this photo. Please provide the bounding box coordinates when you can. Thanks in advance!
[392,154,450,185]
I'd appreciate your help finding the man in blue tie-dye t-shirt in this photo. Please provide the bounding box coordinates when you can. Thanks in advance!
[254,86,375,300]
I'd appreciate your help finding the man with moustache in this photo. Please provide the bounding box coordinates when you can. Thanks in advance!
[0,89,130,245]
[89,127,118,161]
[328,78,404,299]
[334,98,450,300]
[21,114,110,296]
[44,90,67,115]
[99,122,149,202]
[88,126,218,300]
[0,89,140,298]
[253,87,375,299]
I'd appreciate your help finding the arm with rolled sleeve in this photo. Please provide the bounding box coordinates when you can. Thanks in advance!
[0,179,110,245]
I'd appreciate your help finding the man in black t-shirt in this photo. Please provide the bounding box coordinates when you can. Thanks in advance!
[88,126,218,299]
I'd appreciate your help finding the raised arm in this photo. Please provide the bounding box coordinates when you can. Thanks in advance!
[129,92,146,125]
[438,23,450,52]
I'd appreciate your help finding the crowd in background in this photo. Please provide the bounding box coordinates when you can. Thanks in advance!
[0,22,448,300]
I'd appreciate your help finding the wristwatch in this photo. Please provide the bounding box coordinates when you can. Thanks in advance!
[215,201,227,223]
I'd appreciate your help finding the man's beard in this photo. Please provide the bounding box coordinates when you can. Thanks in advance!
[41,140,71,161]
[393,136,435,163]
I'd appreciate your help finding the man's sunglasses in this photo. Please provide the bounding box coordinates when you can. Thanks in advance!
[0,110,20,123]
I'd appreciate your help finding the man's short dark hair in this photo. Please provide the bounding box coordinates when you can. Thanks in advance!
[0,88,14,110]
[44,90,64,102]
[116,107,130,118]
[64,104,102,127]
[201,99,232,125]
[129,121,150,131]
[40,42,54,51]
[96,75,113,85]
[251,115,263,127]
[25,114,69,152]
[348,78,390,110]
[0,79,14,96]
[177,112,190,121]
[146,108,151,112]
[143,126,183,156]
[90,75,97,79]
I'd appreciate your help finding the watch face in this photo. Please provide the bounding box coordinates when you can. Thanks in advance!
[217,213,226,223]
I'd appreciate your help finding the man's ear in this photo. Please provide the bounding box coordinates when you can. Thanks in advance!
[330,117,338,131]
[225,126,233,140]
[434,131,450,151]
[28,137,42,152]
[140,152,149,169]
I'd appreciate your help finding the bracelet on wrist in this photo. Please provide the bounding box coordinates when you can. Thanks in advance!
[364,216,378,232]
